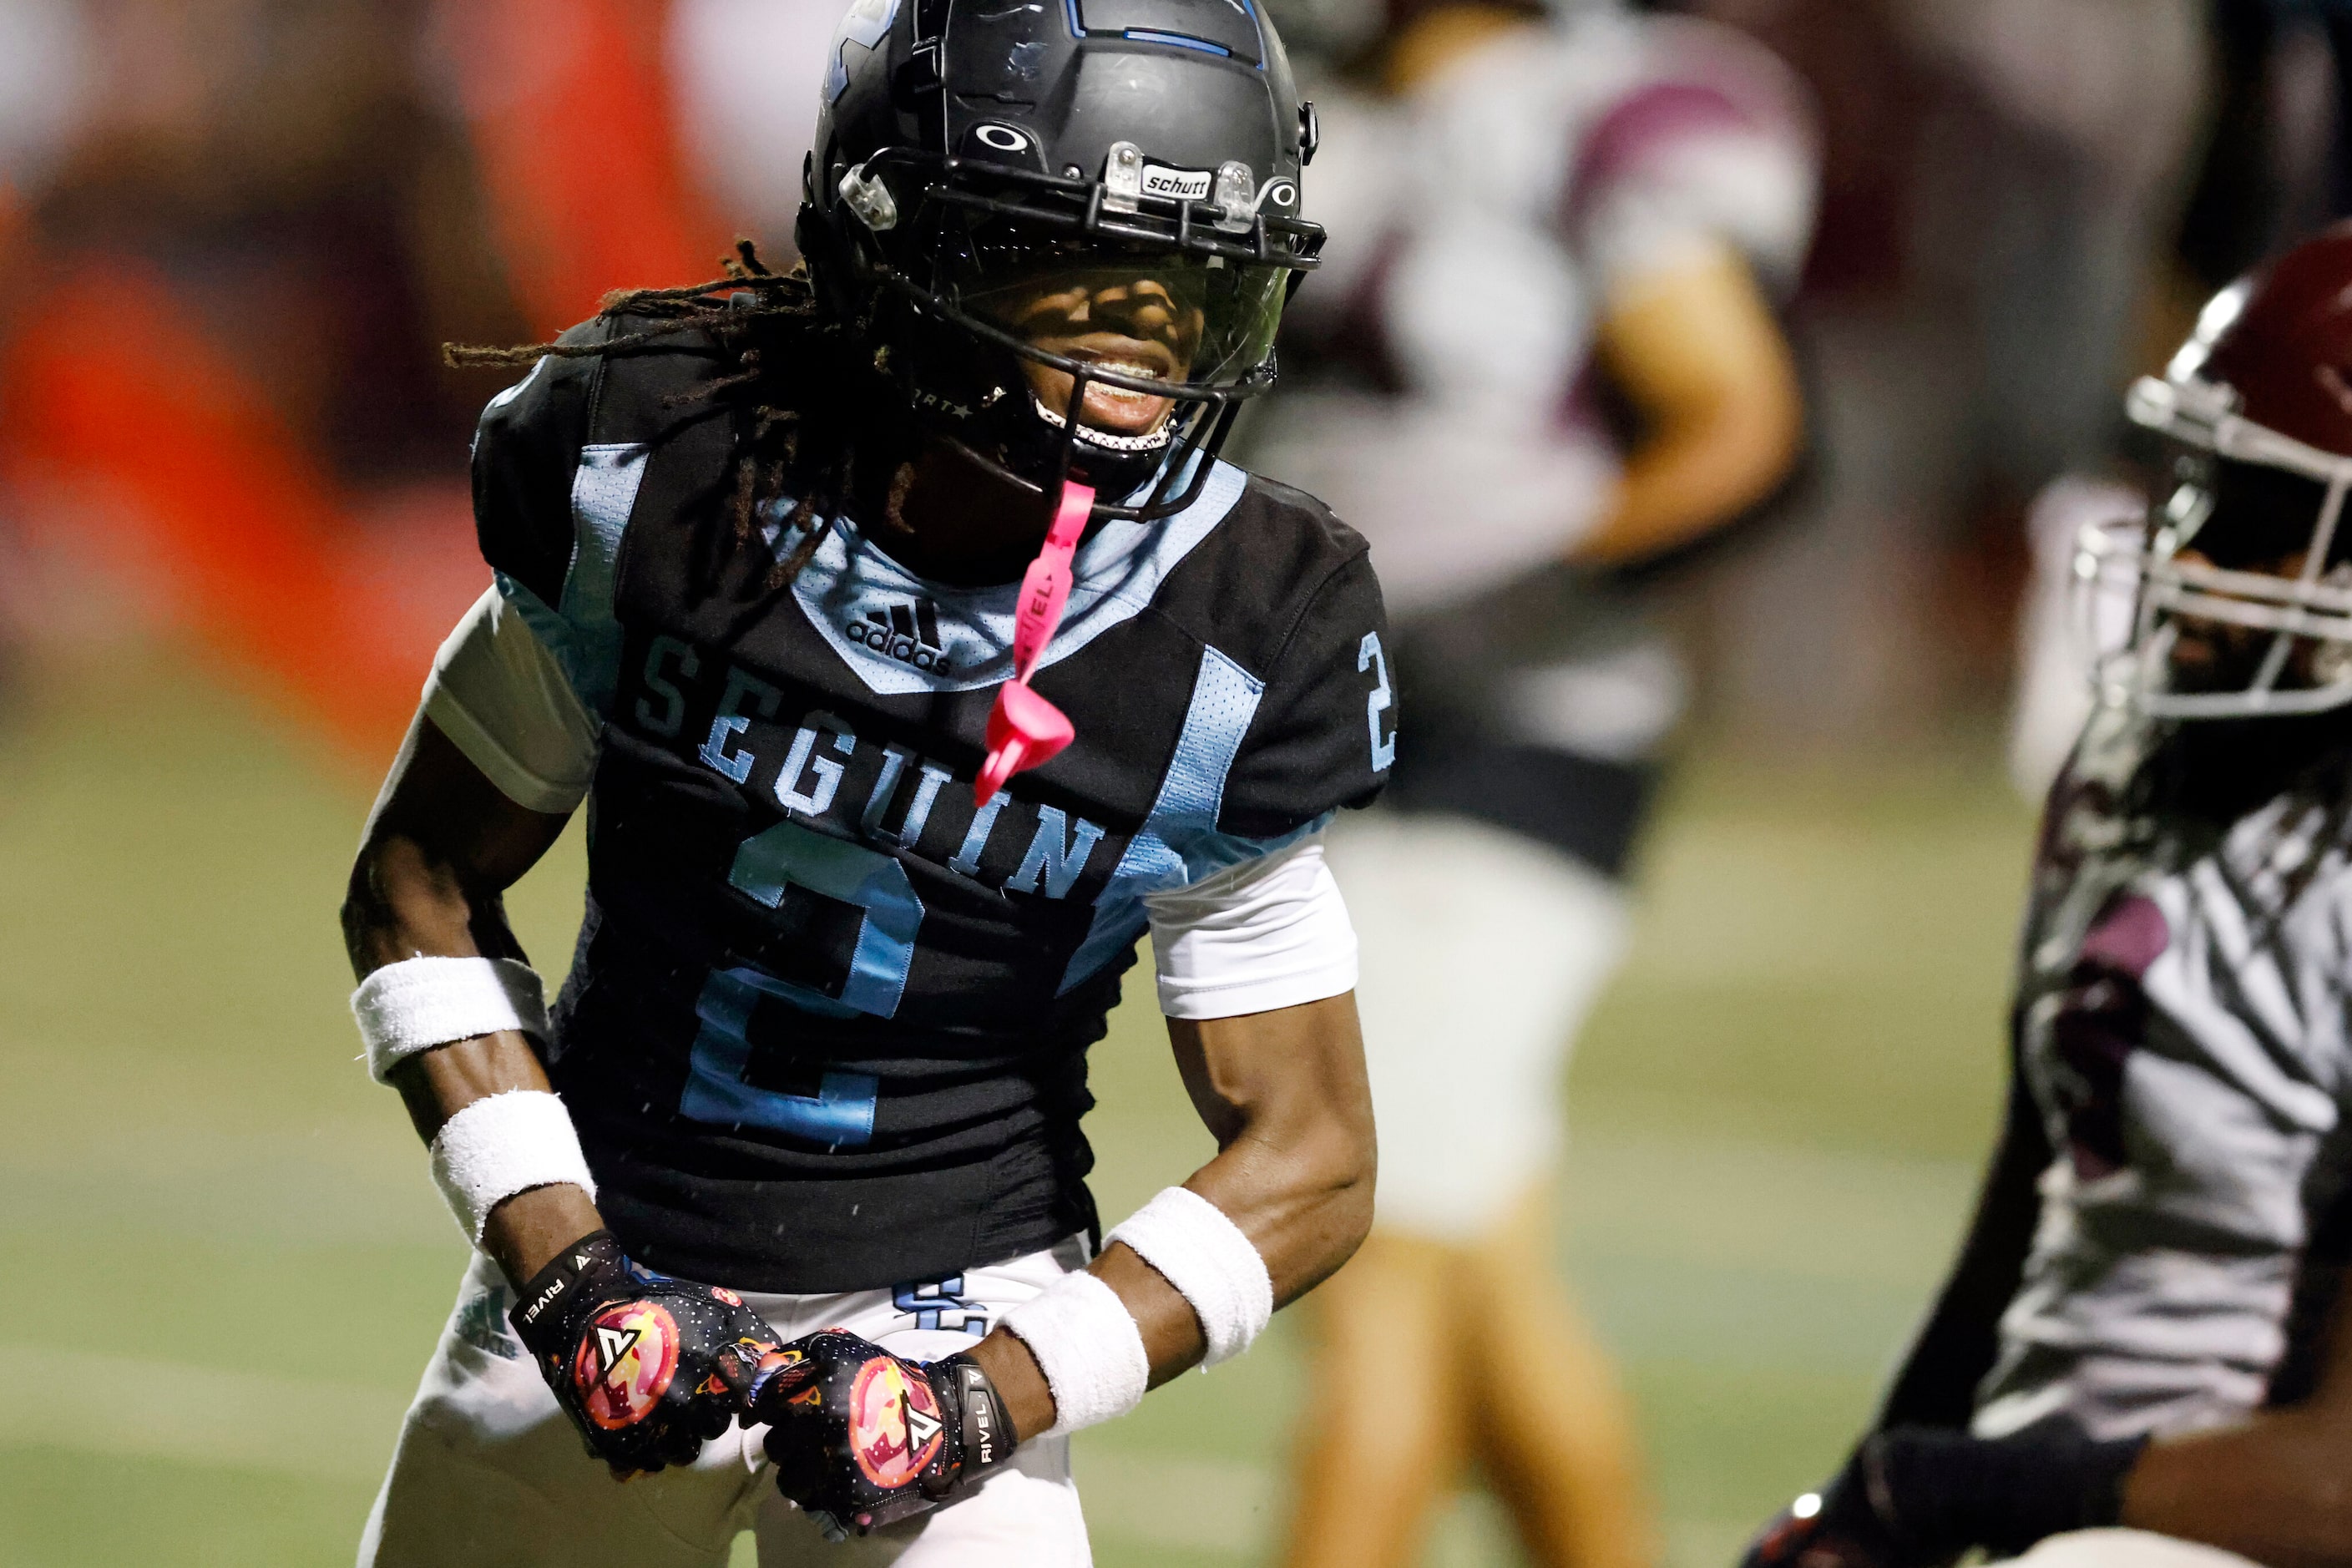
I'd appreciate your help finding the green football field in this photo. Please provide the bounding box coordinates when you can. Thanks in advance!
[0,645,2030,1566]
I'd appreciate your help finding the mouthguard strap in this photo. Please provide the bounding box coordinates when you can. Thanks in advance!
[977,478,1097,804]
[1010,479,1095,685]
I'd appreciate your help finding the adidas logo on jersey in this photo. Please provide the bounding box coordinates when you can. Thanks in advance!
[847,599,958,675]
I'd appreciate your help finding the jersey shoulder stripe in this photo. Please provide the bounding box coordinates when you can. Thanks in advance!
[472,318,737,716]
[1062,645,1296,991]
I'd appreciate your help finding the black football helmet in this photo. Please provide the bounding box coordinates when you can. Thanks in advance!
[799,0,1324,518]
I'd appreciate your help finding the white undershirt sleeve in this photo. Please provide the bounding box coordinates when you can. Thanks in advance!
[421,587,600,814]
[1145,835,1358,1020]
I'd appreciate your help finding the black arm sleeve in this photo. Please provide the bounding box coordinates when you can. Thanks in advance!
[1219,548,1393,840]
[1874,1039,2054,1431]
[469,331,608,606]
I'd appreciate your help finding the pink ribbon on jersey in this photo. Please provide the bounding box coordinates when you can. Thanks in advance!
[976,477,1096,805]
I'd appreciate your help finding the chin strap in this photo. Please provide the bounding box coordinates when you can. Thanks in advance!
[977,478,1095,806]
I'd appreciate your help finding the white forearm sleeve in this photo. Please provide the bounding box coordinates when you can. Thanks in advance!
[1105,1186,1274,1367]
[429,1090,597,1244]
[1146,836,1358,1019]
[999,1271,1151,1439]
[351,956,550,1083]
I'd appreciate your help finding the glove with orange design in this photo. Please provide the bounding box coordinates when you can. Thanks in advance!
[748,1329,1019,1537]
[509,1231,781,1477]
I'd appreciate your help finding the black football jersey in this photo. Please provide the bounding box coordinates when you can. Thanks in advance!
[470,323,1393,1292]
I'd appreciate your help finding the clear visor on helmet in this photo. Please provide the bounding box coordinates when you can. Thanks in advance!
[2072,375,2352,717]
[941,225,1287,440]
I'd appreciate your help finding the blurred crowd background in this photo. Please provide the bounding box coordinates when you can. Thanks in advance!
[3,1,2346,1565]
[4,0,2336,761]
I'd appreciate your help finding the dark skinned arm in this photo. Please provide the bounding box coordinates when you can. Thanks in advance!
[1867,1047,2352,1566]
[1743,1055,2061,1568]
[1833,1063,2352,1568]
[354,721,1377,1441]
[965,991,1378,1439]
[340,716,597,1290]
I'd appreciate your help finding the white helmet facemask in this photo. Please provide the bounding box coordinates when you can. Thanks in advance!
[2074,372,2352,719]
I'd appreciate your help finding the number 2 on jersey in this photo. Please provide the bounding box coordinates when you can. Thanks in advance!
[1359,631,1396,772]
[679,820,926,1145]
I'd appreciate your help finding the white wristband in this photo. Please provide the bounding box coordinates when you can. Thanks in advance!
[1000,1271,1150,1439]
[352,956,549,1083]
[1105,1186,1273,1367]
[428,1090,597,1243]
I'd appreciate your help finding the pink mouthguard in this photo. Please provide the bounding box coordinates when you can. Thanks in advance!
[976,478,1095,805]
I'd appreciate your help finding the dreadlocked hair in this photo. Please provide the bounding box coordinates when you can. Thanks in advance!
[446,239,895,602]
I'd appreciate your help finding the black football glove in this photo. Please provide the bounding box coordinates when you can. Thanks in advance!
[747,1328,1020,1538]
[1741,1447,1907,1568]
[1740,1426,2147,1568]
[509,1231,782,1478]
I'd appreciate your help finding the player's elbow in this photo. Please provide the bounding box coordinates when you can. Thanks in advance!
[1326,1055,1381,1269]
[1664,347,1803,525]
[1284,1108,1378,1299]
[1328,1141,1376,1272]
[1577,350,1806,568]
[340,840,396,975]
[1717,359,1805,515]
[341,831,475,976]
[1323,1115,1377,1230]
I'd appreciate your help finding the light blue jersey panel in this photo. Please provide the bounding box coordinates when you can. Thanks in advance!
[1060,645,1331,994]
[493,441,650,719]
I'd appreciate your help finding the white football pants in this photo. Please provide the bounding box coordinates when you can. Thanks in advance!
[1324,810,1630,1241]
[2001,1531,2262,1568]
[359,1238,1092,1568]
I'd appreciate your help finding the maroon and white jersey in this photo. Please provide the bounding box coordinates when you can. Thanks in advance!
[1979,705,2352,1441]
[1251,8,1815,617]
[1244,8,1814,877]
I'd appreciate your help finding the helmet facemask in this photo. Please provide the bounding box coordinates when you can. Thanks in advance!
[827,141,1320,520]
[2076,373,2352,719]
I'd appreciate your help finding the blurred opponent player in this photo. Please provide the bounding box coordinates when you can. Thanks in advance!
[1746,222,2352,1568]
[1245,3,1815,1565]
[341,2,1393,1561]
